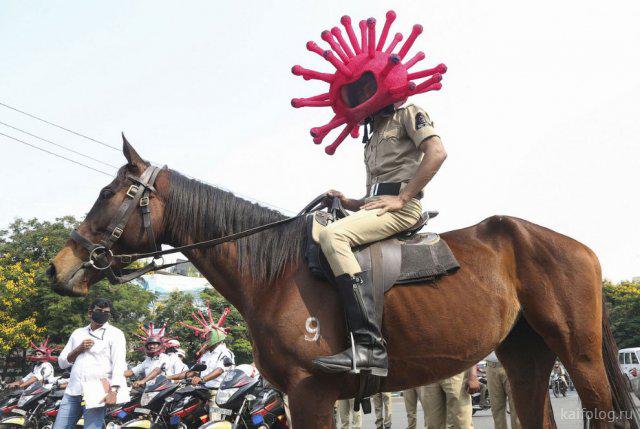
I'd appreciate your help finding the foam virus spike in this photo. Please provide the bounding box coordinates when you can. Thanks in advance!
[28,337,61,363]
[376,10,396,51]
[136,321,167,343]
[291,10,447,155]
[180,302,231,355]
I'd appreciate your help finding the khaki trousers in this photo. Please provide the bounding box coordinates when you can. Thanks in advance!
[486,364,520,429]
[336,399,362,429]
[372,392,393,429]
[423,372,473,429]
[319,199,422,276]
[403,386,428,429]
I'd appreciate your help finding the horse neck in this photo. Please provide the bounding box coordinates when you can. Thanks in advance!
[161,217,255,315]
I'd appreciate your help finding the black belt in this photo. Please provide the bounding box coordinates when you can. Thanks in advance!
[371,182,402,196]
[370,182,423,199]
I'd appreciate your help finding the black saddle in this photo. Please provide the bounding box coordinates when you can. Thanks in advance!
[302,197,460,290]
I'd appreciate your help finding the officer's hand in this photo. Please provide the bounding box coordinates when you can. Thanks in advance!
[7,382,19,389]
[362,195,406,215]
[190,377,202,385]
[132,380,144,388]
[465,378,481,394]
[324,190,348,207]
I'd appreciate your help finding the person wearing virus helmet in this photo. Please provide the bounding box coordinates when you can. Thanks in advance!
[164,339,189,376]
[7,339,58,389]
[291,11,448,377]
[169,305,235,417]
[190,327,235,389]
[124,323,170,388]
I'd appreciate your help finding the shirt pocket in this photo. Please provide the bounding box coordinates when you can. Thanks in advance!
[375,127,404,173]
[89,338,108,355]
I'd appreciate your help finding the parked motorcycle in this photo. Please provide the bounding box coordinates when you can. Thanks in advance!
[121,364,207,429]
[203,368,288,429]
[162,382,210,429]
[102,387,143,429]
[0,380,53,429]
[247,387,288,429]
[0,389,23,418]
[39,380,67,429]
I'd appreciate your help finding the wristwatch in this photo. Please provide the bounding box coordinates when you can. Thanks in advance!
[110,386,119,393]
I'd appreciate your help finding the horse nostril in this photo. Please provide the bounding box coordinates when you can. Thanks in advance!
[45,263,56,280]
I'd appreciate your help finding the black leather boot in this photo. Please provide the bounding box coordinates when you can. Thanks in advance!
[313,271,388,376]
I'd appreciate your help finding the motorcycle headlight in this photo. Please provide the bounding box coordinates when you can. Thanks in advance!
[18,395,33,407]
[215,388,238,406]
[140,391,159,407]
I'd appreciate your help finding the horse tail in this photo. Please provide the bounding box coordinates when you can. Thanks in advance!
[601,300,639,428]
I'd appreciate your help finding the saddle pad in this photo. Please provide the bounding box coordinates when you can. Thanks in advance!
[306,212,460,291]
[395,233,460,284]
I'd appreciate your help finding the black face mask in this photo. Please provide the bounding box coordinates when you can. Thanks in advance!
[91,310,111,325]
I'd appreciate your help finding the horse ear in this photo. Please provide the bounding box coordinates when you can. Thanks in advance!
[122,133,144,167]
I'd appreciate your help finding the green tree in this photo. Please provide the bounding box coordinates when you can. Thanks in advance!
[0,217,156,367]
[0,258,44,355]
[603,280,640,348]
[200,288,253,364]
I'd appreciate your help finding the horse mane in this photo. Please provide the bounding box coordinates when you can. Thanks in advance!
[163,170,306,285]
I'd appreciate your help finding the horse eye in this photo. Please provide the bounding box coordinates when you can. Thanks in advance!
[99,189,114,200]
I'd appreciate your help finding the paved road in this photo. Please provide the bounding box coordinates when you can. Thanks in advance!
[352,391,585,428]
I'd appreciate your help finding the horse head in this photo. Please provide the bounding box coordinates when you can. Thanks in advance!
[47,135,168,296]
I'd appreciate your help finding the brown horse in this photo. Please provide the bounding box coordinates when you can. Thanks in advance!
[48,138,636,428]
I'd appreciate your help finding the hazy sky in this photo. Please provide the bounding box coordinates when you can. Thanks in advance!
[0,0,638,281]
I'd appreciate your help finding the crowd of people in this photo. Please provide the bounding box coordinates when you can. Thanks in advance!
[6,296,571,429]
[335,354,519,429]
[4,298,244,429]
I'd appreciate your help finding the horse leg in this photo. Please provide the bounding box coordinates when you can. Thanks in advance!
[516,273,616,427]
[287,375,340,429]
[496,317,558,429]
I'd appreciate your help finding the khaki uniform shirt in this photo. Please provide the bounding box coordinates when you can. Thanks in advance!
[364,104,438,191]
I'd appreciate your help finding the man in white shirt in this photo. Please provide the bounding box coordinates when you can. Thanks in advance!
[194,341,235,389]
[124,335,169,388]
[7,340,57,389]
[164,340,189,377]
[53,298,128,429]
[168,321,234,421]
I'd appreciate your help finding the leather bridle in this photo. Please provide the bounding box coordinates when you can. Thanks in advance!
[69,164,320,285]
[70,164,173,284]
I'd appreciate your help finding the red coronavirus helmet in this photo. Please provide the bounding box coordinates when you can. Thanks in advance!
[27,338,60,363]
[291,10,447,155]
[136,322,167,357]
[180,303,231,356]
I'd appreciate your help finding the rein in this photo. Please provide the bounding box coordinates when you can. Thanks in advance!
[71,164,322,285]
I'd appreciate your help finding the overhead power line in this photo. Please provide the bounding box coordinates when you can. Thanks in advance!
[0,101,120,151]
[0,131,115,177]
[0,121,119,169]
[0,100,296,214]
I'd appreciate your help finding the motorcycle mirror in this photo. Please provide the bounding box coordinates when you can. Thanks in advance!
[190,364,207,372]
[245,394,256,402]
